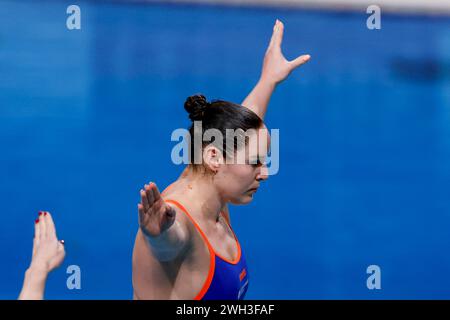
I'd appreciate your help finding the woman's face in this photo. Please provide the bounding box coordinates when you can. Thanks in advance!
[215,126,270,204]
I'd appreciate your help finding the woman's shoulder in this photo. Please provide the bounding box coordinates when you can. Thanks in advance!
[161,179,185,200]
[161,181,196,233]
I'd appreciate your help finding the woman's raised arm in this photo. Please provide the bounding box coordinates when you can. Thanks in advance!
[241,19,310,120]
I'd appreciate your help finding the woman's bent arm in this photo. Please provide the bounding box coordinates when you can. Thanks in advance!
[138,182,190,261]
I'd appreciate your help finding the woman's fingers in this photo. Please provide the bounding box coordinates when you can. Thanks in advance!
[34,215,41,240]
[138,182,160,224]
[151,182,161,202]
[44,211,56,239]
[33,217,40,256]
[268,20,278,49]
[268,20,284,50]
[138,203,146,225]
[268,20,284,49]
[289,54,311,69]
[140,189,149,211]
[38,212,47,240]
[274,20,284,49]
[145,183,154,206]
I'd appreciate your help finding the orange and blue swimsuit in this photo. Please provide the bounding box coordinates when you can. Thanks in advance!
[165,199,250,300]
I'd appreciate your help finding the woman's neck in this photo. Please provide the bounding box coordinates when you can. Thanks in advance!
[180,166,225,223]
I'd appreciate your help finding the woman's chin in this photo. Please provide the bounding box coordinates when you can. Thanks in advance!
[230,194,254,205]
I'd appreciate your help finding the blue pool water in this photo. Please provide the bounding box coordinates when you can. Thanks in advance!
[0,0,450,299]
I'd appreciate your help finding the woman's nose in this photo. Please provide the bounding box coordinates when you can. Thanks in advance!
[256,166,269,181]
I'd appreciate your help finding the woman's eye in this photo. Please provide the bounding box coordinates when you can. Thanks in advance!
[251,160,262,167]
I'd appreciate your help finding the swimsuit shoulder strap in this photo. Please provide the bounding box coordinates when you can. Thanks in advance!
[164,199,215,254]
[165,199,242,265]
[164,198,216,300]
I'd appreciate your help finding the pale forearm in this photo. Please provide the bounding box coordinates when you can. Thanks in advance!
[18,267,49,300]
[241,78,276,121]
[142,220,189,262]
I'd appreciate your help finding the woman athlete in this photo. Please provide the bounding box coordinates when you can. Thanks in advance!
[132,20,310,300]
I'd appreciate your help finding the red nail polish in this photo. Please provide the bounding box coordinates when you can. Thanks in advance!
[38,212,43,216]
[44,212,47,216]
[35,219,39,224]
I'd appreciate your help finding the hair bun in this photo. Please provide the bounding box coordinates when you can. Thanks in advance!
[184,94,209,121]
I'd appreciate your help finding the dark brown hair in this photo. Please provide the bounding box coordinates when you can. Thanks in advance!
[184,94,263,172]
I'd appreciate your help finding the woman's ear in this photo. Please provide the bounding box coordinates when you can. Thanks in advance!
[203,145,223,173]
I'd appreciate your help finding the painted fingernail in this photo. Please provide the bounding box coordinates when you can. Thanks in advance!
[35,219,39,224]
[44,212,47,216]
[38,211,43,216]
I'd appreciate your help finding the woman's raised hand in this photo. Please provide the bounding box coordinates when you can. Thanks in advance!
[260,19,310,85]
[18,211,65,300]
[138,182,176,237]
[30,211,66,273]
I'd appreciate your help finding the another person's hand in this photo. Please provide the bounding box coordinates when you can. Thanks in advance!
[18,211,65,300]
[138,182,176,238]
[30,211,66,273]
[260,19,310,86]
